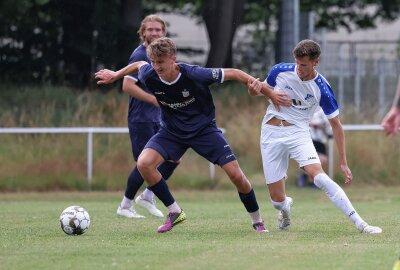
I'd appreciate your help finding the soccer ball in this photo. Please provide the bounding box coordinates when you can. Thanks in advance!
[59,205,90,235]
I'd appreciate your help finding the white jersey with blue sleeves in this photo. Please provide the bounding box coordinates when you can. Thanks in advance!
[262,63,339,130]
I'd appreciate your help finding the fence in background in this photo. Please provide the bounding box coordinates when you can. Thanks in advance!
[318,41,400,120]
[327,125,384,178]
[0,127,225,187]
[0,125,384,188]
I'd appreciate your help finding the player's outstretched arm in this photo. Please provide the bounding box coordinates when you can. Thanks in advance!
[247,78,262,96]
[247,79,291,111]
[223,68,258,85]
[224,68,266,98]
[224,68,291,110]
[329,116,353,184]
[95,61,148,85]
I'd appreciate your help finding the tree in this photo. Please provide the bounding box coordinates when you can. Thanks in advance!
[201,0,245,67]
[0,0,63,84]
[0,0,139,88]
[300,0,400,32]
[144,0,400,69]
[1,0,399,87]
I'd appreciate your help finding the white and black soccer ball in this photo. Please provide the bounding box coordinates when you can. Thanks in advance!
[60,205,90,235]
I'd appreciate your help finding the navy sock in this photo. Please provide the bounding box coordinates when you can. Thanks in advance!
[124,166,144,200]
[148,178,175,207]
[158,161,178,180]
[238,189,259,213]
[124,161,178,200]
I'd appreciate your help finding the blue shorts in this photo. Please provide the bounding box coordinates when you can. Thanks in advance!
[128,122,161,161]
[144,125,236,167]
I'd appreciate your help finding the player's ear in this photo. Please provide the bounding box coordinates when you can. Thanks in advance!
[313,59,320,68]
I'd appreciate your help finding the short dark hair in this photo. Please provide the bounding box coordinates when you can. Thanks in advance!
[293,39,321,60]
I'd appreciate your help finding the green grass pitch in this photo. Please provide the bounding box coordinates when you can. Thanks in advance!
[0,186,399,270]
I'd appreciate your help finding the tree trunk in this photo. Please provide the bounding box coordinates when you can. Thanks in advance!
[202,0,245,68]
[60,1,95,88]
[122,0,142,29]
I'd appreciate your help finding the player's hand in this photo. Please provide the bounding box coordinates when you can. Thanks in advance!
[95,69,117,85]
[270,90,291,112]
[381,107,400,137]
[340,164,353,184]
[247,78,261,96]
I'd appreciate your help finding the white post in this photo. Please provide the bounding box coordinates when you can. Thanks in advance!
[209,162,215,186]
[338,44,344,107]
[354,57,361,116]
[378,58,385,118]
[87,131,93,188]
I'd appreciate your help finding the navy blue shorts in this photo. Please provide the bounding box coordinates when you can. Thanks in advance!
[144,125,236,167]
[128,122,161,161]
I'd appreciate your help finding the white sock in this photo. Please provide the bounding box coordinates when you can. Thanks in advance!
[271,197,290,214]
[167,202,181,213]
[120,196,132,209]
[314,173,364,228]
[140,188,155,201]
[249,210,263,224]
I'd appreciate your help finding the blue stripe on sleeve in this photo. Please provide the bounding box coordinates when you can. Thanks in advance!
[315,75,339,116]
[266,63,295,87]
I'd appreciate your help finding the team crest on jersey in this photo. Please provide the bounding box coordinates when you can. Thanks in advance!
[212,69,219,80]
[182,89,190,97]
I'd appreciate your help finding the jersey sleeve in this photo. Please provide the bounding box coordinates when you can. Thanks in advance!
[186,64,224,85]
[126,46,148,81]
[316,76,339,119]
[264,63,296,87]
[137,63,152,86]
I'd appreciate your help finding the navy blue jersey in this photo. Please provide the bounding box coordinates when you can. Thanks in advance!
[126,44,161,123]
[138,63,224,138]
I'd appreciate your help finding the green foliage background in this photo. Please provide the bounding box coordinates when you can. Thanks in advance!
[1,0,399,87]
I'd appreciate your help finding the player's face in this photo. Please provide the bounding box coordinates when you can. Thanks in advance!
[143,21,165,46]
[295,56,319,81]
[150,54,177,79]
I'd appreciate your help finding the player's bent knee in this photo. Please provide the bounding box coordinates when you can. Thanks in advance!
[229,173,251,192]
[227,169,245,183]
[136,160,147,174]
[137,157,156,173]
